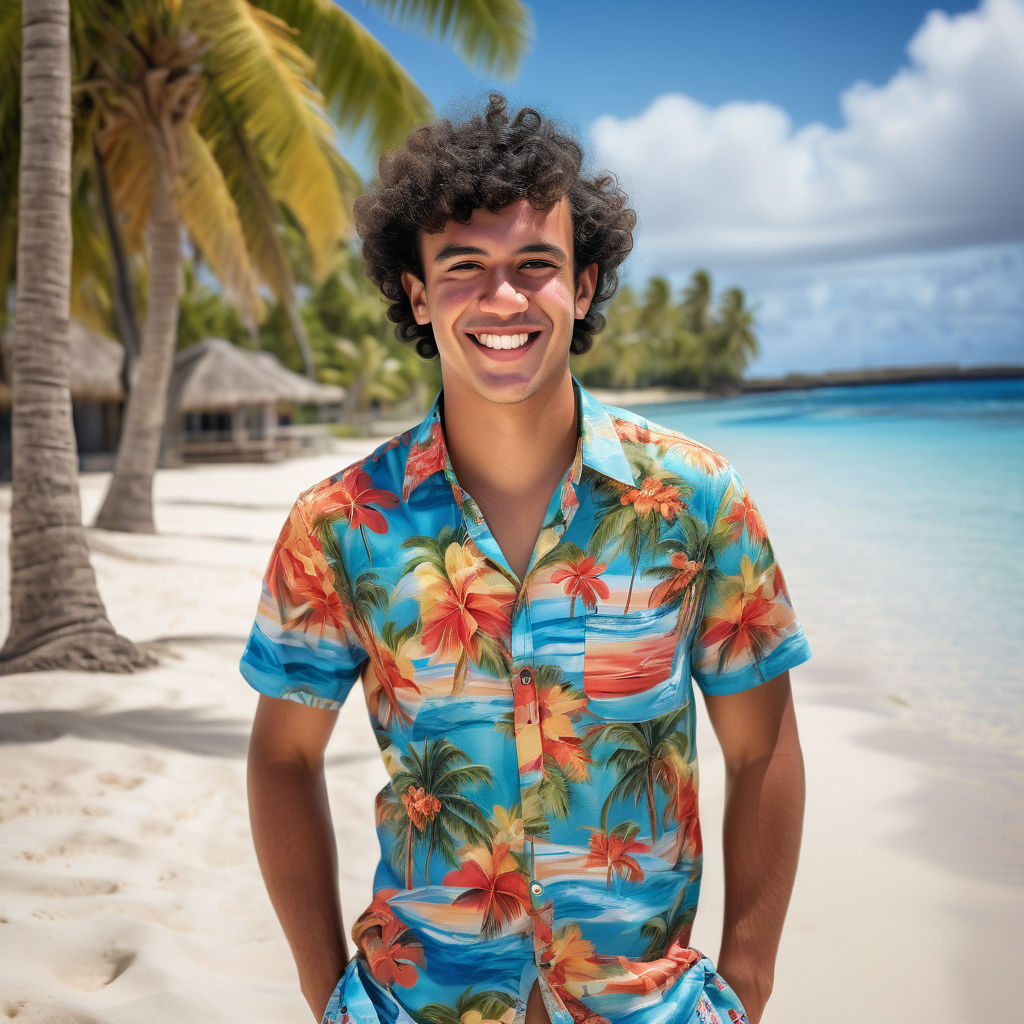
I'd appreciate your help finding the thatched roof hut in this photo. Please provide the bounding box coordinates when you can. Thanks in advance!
[167,337,344,412]
[0,320,125,404]
[165,338,345,461]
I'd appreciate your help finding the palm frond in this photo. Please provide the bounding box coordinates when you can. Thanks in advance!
[362,0,531,78]
[174,119,262,327]
[257,0,433,152]
[189,0,348,277]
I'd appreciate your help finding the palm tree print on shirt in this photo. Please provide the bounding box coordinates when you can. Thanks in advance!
[321,464,399,565]
[402,526,513,695]
[583,820,649,888]
[640,886,698,960]
[443,840,532,939]
[538,542,610,617]
[419,986,517,1024]
[306,509,424,725]
[586,708,690,844]
[378,738,494,888]
[588,450,693,613]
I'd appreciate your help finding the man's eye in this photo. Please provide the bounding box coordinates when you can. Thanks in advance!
[521,260,556,270]
[447,262,481,272]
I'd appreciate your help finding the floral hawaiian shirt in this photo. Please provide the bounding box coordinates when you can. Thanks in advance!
[240,382,811,1024]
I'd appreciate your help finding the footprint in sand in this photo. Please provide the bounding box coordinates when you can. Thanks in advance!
[59,947,137,992]
[95,772,144,791]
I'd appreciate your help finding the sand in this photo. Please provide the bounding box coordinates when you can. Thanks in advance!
[0,443,1019,1024]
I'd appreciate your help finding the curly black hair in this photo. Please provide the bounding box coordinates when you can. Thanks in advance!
[353,94,636,359]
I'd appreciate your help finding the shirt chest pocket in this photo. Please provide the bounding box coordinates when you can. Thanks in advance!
[583,603,689,722]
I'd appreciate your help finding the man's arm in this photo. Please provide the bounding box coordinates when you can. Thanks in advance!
[248,694,349,1021]
[702,670,805,1024]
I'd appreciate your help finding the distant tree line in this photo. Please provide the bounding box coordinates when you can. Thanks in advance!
[573,270,759,391]
[178,258,759,413]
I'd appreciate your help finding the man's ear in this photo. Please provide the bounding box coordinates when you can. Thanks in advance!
[401,270,430,325]
[575,263,599,319]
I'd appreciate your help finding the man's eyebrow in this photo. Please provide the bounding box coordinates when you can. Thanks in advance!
[433,245,486,264]
[516,242,568,261]
[432,242,569,264]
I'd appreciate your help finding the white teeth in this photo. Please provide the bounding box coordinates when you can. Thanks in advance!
[474,332,532,350]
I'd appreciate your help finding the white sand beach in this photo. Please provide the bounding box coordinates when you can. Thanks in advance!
[0,443,1020,1023]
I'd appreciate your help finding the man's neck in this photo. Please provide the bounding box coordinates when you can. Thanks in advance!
[440,375,578,505]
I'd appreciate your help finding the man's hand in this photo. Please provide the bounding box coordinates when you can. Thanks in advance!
[248,695,349,1021]
[702,671,804,1024]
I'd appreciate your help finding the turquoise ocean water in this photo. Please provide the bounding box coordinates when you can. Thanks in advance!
[629,377,1024,759]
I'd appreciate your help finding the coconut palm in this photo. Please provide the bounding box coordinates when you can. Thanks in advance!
[57,0,529,533]
[680,268,713,334]
[586,708,690,844]
[380,737,494,889]
[0,0,150,673]
[706,286,758,385]
[588,448,693,613]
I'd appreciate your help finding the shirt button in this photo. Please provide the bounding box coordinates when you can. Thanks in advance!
[519,668,533,686]
[530,881,543,896]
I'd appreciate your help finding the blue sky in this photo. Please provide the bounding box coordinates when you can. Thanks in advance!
[346,0,1024,373]
[352,0,979,134]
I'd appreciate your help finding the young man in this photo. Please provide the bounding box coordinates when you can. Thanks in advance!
[241,95,811,1024]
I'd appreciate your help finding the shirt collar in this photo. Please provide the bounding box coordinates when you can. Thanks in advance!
[401,378,636,500]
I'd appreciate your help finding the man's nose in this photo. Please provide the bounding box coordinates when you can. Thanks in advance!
[478,274,528,316]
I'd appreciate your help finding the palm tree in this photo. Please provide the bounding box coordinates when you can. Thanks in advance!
[0,0,150,673]
[584,820,648,889]
[420,986,517,1024]
[707,286,758,385]
[645,480,736,639]
[401,526,513,694]
[69,0,530,533]
[585,709,690,844]
[680,268,713,334]
[380,737,494,889]
[588,449,693,612]
[640,885,697,960]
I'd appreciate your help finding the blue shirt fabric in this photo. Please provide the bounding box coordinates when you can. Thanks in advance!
[240,382,811,1024]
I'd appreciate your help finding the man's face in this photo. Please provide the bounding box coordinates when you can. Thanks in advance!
[402,197,597,408]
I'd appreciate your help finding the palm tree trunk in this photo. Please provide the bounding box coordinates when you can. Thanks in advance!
[94,163,182,532]
[646,765,658,843]
[0,0,151,673]
[93,140,140,396]
[624,562,638,614]
[405,819,415,889]
[284,295,317,380]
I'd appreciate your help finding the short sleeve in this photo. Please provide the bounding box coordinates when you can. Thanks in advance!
[239,501,368,708]
[690,464,811,695]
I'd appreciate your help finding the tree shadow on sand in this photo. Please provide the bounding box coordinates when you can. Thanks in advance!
[0,704,380,766]
[0,705,252,757]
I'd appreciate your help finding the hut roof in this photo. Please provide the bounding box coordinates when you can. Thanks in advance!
[168,338,344,413]
[1,321,124,403]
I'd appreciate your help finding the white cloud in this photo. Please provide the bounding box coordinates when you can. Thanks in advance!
[589,0,1024,270]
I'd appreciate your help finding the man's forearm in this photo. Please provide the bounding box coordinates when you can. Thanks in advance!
[248,755,349,1020]
[717,716,805,1023]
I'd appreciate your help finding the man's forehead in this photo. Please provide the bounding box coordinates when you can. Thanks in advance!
[418,196,573,255]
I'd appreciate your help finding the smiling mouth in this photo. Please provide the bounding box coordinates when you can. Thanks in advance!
[467,331,540,351]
